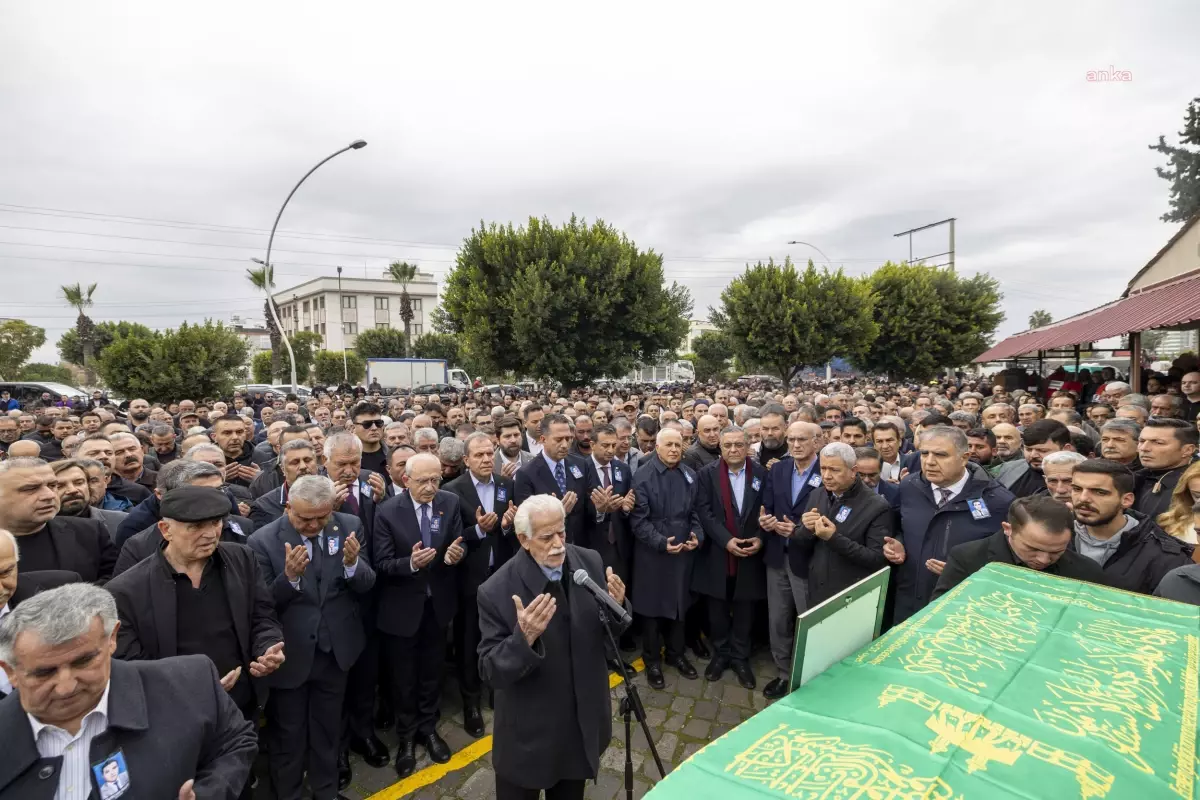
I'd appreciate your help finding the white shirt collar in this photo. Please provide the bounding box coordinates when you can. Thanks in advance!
[29,680,111,740]
[934,469,972,502]
[472,472,493,491]
[541,450,562,472]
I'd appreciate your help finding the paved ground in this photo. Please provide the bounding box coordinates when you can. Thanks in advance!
[330,648,780,800]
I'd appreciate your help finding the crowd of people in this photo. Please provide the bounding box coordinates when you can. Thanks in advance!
[1,362,1199,799]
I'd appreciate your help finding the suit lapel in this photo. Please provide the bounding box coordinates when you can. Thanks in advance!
[150,554,178,657]
[217,547,251,663]
[279,520,320,601]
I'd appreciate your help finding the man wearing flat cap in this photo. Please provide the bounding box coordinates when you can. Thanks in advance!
[105,485,285,799]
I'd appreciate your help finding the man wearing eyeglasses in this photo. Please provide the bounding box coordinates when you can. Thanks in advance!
[352,402,390,484]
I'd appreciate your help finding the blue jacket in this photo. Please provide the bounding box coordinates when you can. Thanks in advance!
[762,456,823,576]
[893,463,1013,624]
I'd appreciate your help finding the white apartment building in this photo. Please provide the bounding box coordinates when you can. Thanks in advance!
[684,318,718,354]
[272,272,439,351]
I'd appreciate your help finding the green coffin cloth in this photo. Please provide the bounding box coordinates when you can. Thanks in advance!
[646,563,1200,800]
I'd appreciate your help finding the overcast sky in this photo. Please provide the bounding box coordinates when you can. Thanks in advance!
[2,1,1198,366]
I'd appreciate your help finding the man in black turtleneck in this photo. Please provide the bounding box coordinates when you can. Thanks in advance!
[683,414,722,471]
[755,404,790,468]
[1133,419,1198,520]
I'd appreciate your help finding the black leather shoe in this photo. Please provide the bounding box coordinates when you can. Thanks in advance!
[394,738,416,778]
[422,732,452,764]
[646,664,666,689]
[732,661,756,690]
[374,704,394,732]
[337,750,352,790]
[464,705,485,738]
[607,658,636,676]
[763,677,788,699]
[704,655,729,682]
[667,655,698,679]
[690,638,711,660]
[351,734,390,768]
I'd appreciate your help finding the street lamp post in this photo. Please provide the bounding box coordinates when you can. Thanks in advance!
[786,239,837,383]
[262,139,367,392]
[337,266,348,382]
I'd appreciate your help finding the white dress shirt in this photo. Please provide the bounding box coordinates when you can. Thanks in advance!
[933,469,972,505]
[30,681,111,800]
[728,465,747,515]
[880,457,903,483]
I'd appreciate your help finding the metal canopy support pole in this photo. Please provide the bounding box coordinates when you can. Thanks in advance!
[1074,344,1081,377]
[1129,331,1142,389]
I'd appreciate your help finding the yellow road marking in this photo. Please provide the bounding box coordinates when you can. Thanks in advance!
[365,658,645,800]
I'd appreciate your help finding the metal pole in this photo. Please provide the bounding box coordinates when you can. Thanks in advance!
[263,140,367,393]
[948,219,956,271]
[337,266,348,382]
[1129,331,1142,389]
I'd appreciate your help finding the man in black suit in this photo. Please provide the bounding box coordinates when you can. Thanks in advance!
[478,494,632,800]
[933,494,1108,599]
[693,425,767,689]
[248,438,320,528]
[515,414,593,546]
[110,431,158,494]
[323,431,390,780]
[372,452,467,777]
[248,475,376,800]
[443,432,517,737]
[0,583,257,800]
[105,485,283,799]
[582,424,636,583]
[0,457,116,582]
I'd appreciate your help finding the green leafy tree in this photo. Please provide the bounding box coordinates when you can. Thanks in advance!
[354,328,408,359]
[441,216,691,387]
[245,264,284,378]
[19,363,75,383]
[97,321,249,403]
[61,282,97,379]
[58,321,156,366]
[854,261,1004,381]
[411,333,460,364]
[313,351,365,386]
[1141,329,1168,356]
[251,351,274,383]
[0,320,47,379]
[711,258,877,385]
[1028,309,1053,329]
[691,330,735,383]
[429,304,454,334]
[386,261,419,355]
[287,331,323,384]
[1149,96,1200,223]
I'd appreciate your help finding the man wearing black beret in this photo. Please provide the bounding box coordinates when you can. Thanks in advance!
[105,485,285,799]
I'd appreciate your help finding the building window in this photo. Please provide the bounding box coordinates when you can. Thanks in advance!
[318,296,325,309]
[376,322,390,330]
[375,296,389,310]
[342,296,356,309]
[410,298,423,312]
[302,300,310,313]
[343,322,357,335]
[411,324,423,336]
[320,323,326,335]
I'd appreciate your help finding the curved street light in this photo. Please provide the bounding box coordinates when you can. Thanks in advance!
[785,239,836,267]
[261,140,368,392]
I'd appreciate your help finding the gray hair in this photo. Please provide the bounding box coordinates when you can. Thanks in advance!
[0,456,49,477]
[289,475,335,506]
[1042,451,1086,468]
[438,437,465,465]
[384,421,407,433]
[612,416,632,434]
[820,441,857,468]
[75,457,104,473]
[949,411,979,427]
[157,459,221,491]
[1105,381,1131,395]
[513,494,565,540]
[720,424,746,440]
[0,583,118,665]
[960,392,983,402]
[678,419,693,434]
[1101,418,1142,438]
[324,430,363,460]
[281,438,315,456]
[149,424,174,438]
[412,427,439,446]
[1118,392,1150,410]
[463,431,493,455]
[921,425,969,455]
[1018,404,1042,414]
[0,529,16,562]
[185,443,226,464]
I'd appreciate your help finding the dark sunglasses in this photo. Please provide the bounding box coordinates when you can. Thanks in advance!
[356,419,385,429]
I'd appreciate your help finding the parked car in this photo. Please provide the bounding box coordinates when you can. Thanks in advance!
[412,383,455,395]
[0,381,89,408]
[272,384,313,398]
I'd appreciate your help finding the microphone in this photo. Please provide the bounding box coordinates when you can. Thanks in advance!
[572,568,631,625]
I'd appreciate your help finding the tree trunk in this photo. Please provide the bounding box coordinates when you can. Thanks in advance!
[401,290,413,357]
[77,312,96,385]
[264,298,283,380]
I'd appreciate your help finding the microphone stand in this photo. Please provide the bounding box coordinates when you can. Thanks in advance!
[597,604,666,800]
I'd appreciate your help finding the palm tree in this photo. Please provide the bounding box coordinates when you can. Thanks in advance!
[61,282,97,381]
[387,261,419,356]
[1028,309,1053,329]
[246,264,283,379]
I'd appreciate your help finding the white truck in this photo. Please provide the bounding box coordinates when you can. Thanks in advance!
[624,359,696,384]
[365,358,471,391]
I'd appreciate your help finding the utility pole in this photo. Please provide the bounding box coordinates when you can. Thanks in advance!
[337,266,348,382]
[893,217,956,269]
